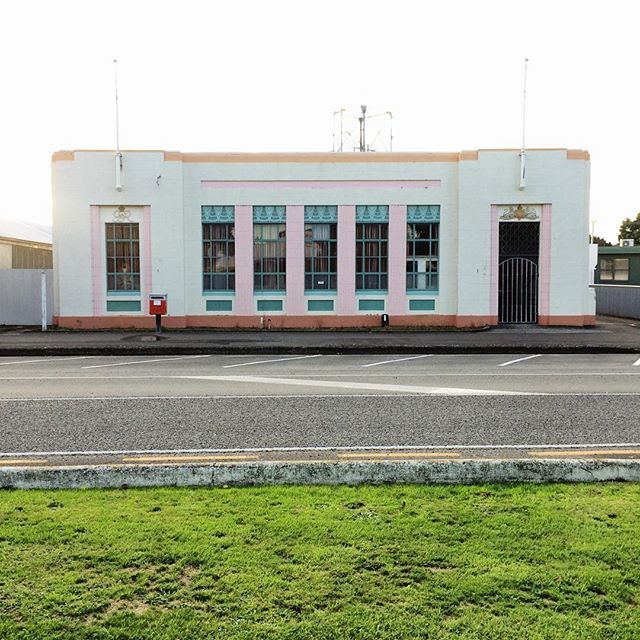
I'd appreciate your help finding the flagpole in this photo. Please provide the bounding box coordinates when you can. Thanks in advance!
[114,59,123,191]
[519,58,528,190]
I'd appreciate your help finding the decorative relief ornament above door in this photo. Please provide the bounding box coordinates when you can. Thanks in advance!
[499,204,541,222]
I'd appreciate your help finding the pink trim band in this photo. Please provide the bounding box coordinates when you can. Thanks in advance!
[202,180,440,189]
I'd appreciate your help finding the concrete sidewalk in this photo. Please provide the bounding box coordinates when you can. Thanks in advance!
[0,316,638,356]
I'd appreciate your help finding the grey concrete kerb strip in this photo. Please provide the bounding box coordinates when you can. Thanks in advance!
[2,459,640,489]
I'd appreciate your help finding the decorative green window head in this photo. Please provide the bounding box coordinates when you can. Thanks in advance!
[202,205,234,223]
[355,205,389,223]
[407,205,440,223]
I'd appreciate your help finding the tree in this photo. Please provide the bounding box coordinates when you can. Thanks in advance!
[591,235,612,247]
[618,213,640,244]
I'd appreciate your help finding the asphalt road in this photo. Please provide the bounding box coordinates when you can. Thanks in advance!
[1,353,639,466]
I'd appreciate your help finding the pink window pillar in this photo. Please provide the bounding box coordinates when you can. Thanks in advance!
[539,204,552,317]
[142,206,152,300]
[388,205,407,314]
[90,205,103,316]
[285,205,305,314]
[234,205,254,315]
[490,205,499,318]
[337,205,356,314]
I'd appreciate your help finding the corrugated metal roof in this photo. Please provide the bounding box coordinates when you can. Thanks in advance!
[0,220,52,245]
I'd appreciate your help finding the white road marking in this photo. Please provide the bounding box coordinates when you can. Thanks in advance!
[498,354,542,367]
[633,357,640,366]
[0,392,639,402]
[82,355,212,369]
[362,354,433,368]
[0,394,458,402]
[180,374,530,395]
[2,443,640,458]
[1,372,640,382]
[222,354,323,368]
[0,356,91,366]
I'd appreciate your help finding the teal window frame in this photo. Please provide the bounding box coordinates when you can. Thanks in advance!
[106,300,141,312]
[257,299,283,312]
[254,223,286,291]
[305,223,337,291]
[356,223,388,291]
[406,222,439,291]
[106,222,140,293]
[203,223,235,291]
[409,299,435,311]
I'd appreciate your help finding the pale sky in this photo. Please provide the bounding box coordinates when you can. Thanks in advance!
[1,0,638,243]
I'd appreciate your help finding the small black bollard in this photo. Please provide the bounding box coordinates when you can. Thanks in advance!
[381,313,389,327]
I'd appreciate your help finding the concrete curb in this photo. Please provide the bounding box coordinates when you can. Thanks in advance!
[2,459,640,490]
[0,345,639,357]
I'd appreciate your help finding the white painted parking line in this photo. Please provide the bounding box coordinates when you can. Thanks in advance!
[182,374,530,395]
[362,354,433,368]
[498,354,542,367]
[3,442,640,458]
[82,355,212,369]
[222,354,322,369]
[0,356,91,367]
[0,393,462,402]
[633,357,640,367]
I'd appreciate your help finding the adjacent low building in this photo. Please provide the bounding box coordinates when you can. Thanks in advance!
[51,148,594,329]
[595,246,640,286]
[0,220,52,269]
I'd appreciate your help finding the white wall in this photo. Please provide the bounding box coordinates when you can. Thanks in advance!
[52,149,592,321]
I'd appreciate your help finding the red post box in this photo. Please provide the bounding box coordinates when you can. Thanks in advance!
[149,294,168,316]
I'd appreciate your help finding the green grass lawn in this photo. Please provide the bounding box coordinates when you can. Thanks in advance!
[1,483,639,639]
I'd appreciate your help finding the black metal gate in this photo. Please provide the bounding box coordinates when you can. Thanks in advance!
[498,257,539,323]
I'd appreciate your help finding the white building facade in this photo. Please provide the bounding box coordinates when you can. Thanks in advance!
[51,149,594,329]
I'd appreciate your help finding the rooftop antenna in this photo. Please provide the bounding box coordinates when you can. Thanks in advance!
[114,59,123,191]
[518,58,528,190]
[332,108,345,152]
[359,105,367,152]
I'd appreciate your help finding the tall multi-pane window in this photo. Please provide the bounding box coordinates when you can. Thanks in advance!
[406,205,440,292]
[305,223,337,290]
[106,223,140,292]
[406,223,439,290]
[254,224,286,290]
[203,223,235,290]
[356,223,388,290]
